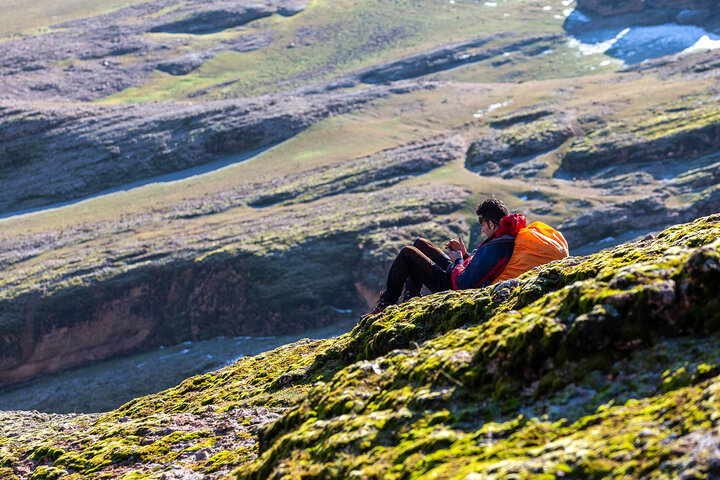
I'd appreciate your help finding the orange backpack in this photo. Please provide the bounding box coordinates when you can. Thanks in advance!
[493,221,569,283]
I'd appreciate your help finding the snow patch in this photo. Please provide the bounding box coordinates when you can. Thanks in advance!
[568,28,630,56]
[474,100,513,118]
[683,35,720,54]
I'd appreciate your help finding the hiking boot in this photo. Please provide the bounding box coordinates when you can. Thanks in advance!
[400,289,420,304]
[365,292,391,316]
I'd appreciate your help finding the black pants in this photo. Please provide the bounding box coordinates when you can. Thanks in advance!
[381,238,452,304]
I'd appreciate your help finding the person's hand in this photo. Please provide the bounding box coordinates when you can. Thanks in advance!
[447,249,463,264]
[446,235,467,256]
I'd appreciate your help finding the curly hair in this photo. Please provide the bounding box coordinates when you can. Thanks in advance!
[475,197,508,226]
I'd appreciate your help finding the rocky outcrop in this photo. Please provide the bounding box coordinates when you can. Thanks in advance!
[148,0,307,33]
[358,33,563,84]
[560,101,720,172]
[148,5,276,34]
[1,215,719,479]
[247,136,465,207]
[560,187,720,249]
[466,115,574,177]
[0,82,423,215]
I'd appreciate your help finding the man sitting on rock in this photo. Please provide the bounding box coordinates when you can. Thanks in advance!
[368,197,526,315]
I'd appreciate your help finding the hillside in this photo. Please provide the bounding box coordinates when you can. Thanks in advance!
[1,214,719,479]
[2,0,720,389]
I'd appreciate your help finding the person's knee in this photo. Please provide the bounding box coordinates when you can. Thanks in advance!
[401,245,419,259]
[413,237,430,248]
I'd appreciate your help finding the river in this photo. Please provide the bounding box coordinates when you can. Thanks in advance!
[0,316,357,414]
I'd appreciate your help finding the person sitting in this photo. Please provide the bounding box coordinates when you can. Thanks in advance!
[368,197,526,315]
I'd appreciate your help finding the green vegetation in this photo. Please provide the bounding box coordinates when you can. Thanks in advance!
[0,0,152,37]
[1,215,719,479]
[105,0,574,102]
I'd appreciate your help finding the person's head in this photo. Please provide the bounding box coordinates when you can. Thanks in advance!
[476,197,508,238]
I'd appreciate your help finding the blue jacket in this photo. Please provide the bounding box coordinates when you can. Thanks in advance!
[451,213,526,290]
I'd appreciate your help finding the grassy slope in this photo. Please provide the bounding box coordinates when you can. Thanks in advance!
[1,214,718,479]
[2,68,717,319]
[0,0,154,37]
[104,0,574,102]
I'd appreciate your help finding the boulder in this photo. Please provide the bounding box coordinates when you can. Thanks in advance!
[157,53,208,76]
[676,8,710,24]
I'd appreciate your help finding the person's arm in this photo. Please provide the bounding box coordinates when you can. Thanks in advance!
[451,243,507,290]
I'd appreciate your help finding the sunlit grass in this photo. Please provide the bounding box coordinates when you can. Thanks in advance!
[0,0,152,37]
[104,0,573,103]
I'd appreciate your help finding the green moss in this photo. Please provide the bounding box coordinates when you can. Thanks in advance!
[3,215,720,479]
[28,466,67,480]
[240,215,720,479]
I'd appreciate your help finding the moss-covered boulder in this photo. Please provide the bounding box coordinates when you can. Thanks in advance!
[1,214,719,479]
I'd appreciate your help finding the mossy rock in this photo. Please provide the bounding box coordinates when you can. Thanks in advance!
[2,214,720,479]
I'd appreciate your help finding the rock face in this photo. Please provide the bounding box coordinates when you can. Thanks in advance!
[1,215,719,479]
[148,5,276,34]
[576,0,717,23]
[466,115,574,177]
[577,0,644,16]
[0,178,467,386]
[156,53,210,76]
